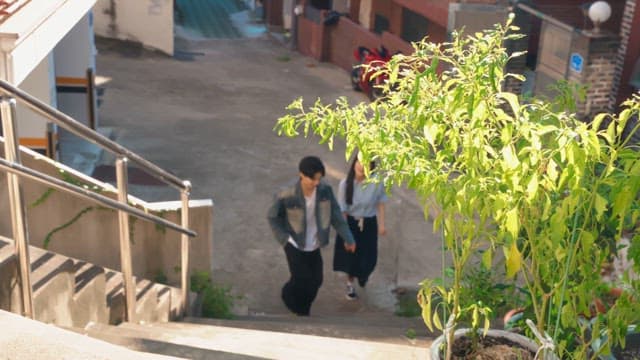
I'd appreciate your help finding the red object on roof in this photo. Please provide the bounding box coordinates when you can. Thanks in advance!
[0,0,32,26]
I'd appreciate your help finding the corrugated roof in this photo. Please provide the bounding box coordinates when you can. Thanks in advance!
[0,0,31,26]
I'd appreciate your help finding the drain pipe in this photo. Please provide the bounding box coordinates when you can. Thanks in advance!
[290,1,300,50]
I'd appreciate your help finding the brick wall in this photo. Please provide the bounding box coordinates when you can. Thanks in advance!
[580,35,620,118]
[326,17,382,71]
[297,15,326,61]
[323,16,415,72]
[265,0,284,27]
[612,0,639,108]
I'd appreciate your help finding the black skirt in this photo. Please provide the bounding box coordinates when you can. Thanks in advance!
[333,215,378,286]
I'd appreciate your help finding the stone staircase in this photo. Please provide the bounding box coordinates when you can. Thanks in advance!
[0,236,188,328]
[75,315,431,359]
[0,235,434,359]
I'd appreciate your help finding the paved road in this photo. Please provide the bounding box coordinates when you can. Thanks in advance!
[94,30,440,321]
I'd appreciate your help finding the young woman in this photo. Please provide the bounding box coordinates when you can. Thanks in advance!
[333,152,387,300]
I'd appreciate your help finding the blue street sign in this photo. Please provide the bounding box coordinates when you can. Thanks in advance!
[570,53,584,73]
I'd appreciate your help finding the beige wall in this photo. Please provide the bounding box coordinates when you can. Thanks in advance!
[0,144,213,286]
[93,0,174,55]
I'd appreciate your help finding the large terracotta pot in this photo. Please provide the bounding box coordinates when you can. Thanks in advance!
[429,328,544,360]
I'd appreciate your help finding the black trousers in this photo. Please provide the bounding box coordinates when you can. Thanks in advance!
[282,242,323,316]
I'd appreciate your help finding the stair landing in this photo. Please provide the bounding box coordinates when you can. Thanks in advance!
[80,318,430,360]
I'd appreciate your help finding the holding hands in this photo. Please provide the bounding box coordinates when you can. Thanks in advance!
[344,242,356,253]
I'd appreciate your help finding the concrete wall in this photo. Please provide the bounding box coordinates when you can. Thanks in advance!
[93,0,174,55]
[0,144,214,286]
[54,13,97,128]
[14,56,55,143]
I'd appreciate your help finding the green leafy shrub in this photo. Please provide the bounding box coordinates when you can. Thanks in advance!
[275,12,640,359]
[458,263,526,323]
[190,270,237,319]
[395,289,422,317]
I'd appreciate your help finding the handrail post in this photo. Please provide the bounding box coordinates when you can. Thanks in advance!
[180,181,191,316]
[0,97,34,318]
[116,157,136,322]
[86,68,96,130]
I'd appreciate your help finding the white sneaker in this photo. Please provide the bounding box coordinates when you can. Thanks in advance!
[346,284,357,300]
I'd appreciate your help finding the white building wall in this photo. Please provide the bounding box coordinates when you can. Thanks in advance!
[94,0,174,55]
[54,13,97,127]
[15,55,55,143]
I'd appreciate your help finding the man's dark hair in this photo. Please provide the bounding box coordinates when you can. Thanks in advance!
[299,156,325,178]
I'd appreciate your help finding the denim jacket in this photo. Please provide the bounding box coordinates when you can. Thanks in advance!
[267,179,355,248]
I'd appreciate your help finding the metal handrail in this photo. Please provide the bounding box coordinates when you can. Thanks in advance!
[0,78,197,322]
[0,79,187,191]
[0,158,196,237]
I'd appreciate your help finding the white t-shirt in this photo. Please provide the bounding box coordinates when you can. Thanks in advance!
[287,188,319,251]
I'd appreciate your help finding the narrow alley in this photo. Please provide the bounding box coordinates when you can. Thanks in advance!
[94,0,437,338]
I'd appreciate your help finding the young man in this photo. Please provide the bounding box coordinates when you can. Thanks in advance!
[267,156,356,316]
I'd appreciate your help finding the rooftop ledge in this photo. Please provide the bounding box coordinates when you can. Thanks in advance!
[0,0,96,84]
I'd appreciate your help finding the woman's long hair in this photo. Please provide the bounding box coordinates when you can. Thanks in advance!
[345,151,376,206]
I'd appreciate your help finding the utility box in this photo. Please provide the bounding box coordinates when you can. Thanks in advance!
[535,19,619,119]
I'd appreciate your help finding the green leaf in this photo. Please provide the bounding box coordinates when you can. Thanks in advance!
[581,231,595,254]
[505,242,522,278]
[594,193,607,220]
[547,159,559,183]
[418,284,434,331]
[526,175,538,202]
[502,145,519,170]
[592,113,607,130]
[497,92,520,115]
[433,310,443,330]
[505,207,519,239]
[482,248,493,269]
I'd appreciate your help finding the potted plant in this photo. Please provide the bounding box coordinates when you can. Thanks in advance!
[275,14,640,359]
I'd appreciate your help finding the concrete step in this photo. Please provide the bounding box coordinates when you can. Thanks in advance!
[178,314,431,346]
[81,319,430,360]
[77,322,257,360]
[0,236,77,326]
[0,236,184,328]
[72,261,108,326]
[0,309,184,360]
[0,239,21,311]
[106,270,179,324]
[30,246,76,326]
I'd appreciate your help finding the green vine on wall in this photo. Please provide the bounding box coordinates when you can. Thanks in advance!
[29,188,55,208]
[33,168,171,249]
[43,206,94,249]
